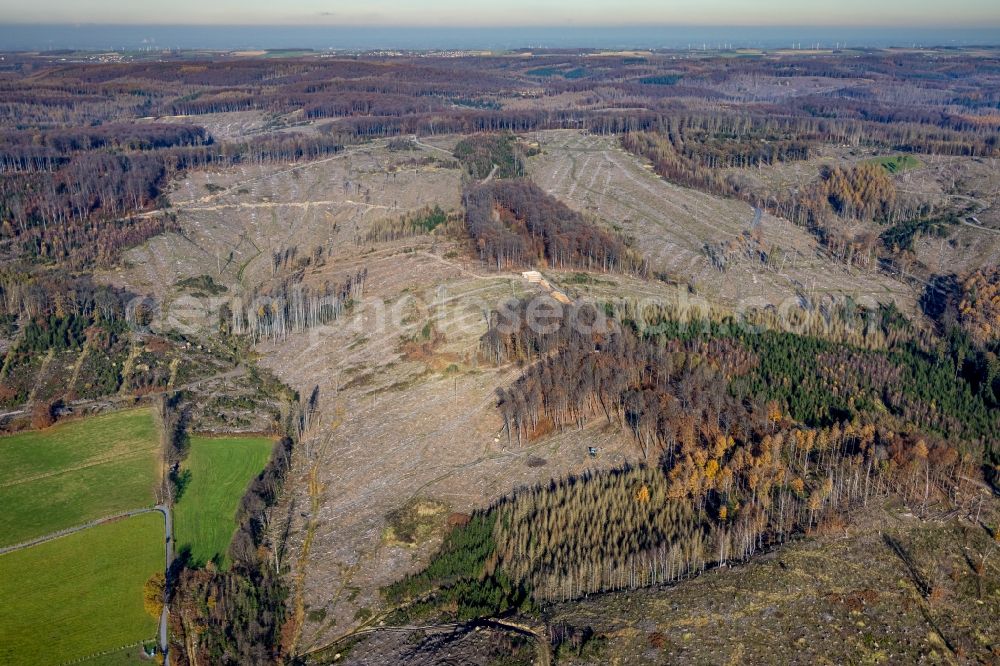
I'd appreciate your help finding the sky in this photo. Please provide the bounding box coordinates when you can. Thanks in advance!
[2,0,999,28]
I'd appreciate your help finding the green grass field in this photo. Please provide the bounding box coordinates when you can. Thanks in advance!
[79,642,156,666]
[174,435,274,567]
[868,154,921,174]
[0,408,159,547]
[0,513,162,665]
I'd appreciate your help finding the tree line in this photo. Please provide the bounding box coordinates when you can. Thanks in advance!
[464,179,645,274]
[226,268,367,343]
[169,436,295,665]
[385,296,990,616]
[0,123,210,173]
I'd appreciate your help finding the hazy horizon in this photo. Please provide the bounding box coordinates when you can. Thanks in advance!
[2,0,1000,27]
[1,24,998,52]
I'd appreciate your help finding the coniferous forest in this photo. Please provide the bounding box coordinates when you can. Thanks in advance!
[389,296,995,617]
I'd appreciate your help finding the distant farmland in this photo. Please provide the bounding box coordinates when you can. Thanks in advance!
[174,435,274,567]
[0,408,159,547]
[0,512,162,665]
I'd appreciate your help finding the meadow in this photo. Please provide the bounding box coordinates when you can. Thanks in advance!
[868,153,922,173]
[173,434,274,567]
[0,408,159,547]
[0,512,163,665]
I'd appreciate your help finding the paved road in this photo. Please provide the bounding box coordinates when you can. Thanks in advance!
[157,504,173,665]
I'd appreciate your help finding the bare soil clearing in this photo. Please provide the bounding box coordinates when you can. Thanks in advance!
[527,130,918,312]
[257,248,635,651]
[340,504,1000,665]
[106,138,463,319]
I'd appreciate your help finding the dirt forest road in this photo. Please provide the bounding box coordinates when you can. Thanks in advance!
[410,135,455,158]
[962,217,1000,235]
[0,365,246,426]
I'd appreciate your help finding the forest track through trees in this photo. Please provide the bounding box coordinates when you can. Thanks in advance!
[0,365,249,424]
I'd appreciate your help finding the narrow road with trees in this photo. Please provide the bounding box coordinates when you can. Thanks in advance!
[158,503,173,664]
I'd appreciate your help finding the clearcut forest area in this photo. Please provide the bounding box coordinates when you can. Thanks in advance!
[0,43,996,666]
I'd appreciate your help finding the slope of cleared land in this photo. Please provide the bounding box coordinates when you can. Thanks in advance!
[104,137,463,327]
[0,512,163,665]
[719,148,1000,277]
[174,434,275,567]
[114,129,888,652]
[0,408,159,547]
[101,134,636,649]
[339,504,1000,665]
[257,246,637,652]
[101,135,579,649]
[98,129,994,658]
[526,130,918,313]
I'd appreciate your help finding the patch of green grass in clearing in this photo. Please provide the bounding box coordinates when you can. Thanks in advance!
[174,435,274,568]
[867,154,921,174]
[0,512,162,665]
[0,408,159,547]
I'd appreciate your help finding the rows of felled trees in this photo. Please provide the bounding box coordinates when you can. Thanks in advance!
[621,130,935,270]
